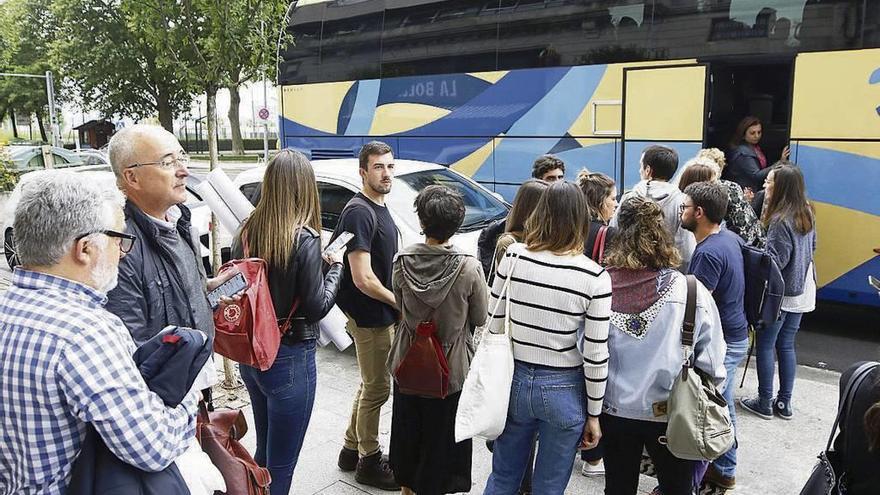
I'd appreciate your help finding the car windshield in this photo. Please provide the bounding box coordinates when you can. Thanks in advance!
[388,169,508,233]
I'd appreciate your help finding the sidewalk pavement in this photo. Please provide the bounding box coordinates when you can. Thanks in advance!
[215,343,840,495]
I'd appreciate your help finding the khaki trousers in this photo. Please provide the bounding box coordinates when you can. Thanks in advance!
[343,318,394,457]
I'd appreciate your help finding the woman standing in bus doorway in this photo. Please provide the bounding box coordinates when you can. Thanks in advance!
[484,181,611,495]
[231,150,344,495]
[726,116,790,195]
[600,196,726,495]
[741,164,817,420]
[388,185,488,495]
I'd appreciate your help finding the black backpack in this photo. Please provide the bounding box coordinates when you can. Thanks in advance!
[740,243,785,330]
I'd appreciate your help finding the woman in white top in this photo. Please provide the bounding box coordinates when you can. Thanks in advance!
[484,181,612,495]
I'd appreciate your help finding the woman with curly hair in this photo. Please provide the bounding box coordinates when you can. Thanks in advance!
[693,148,766,247]
[601,195,726,495]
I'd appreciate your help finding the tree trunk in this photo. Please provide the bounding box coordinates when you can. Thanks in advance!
[206,87,222,271]
[157,89,174,133]
[36,114,47,143]
[228,82,244,155]
[10,109,18,138]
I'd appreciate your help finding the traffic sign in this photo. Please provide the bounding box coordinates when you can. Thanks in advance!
[258,107,270,121]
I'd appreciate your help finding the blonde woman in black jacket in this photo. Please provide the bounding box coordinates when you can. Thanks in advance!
[231,150,343,495]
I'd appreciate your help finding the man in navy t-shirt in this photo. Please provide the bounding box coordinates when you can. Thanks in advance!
[681,181,748,491]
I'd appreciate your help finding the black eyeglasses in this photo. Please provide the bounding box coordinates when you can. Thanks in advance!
[76,230,136,254]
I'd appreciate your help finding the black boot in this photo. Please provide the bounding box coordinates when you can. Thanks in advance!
[355,451,400,491]
[337,446,358,472]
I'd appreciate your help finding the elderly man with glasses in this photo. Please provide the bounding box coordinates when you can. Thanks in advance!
[0,171,197,494]
[105,124,232,347]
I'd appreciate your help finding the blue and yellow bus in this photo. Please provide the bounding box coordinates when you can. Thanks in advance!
[276,0,880,307]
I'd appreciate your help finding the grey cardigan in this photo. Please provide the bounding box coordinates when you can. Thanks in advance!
[766,218,817,296]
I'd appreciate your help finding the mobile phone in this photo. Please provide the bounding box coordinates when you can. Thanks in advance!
[869,275,880,292]
[324,231,354,256]
[208,272,247,310]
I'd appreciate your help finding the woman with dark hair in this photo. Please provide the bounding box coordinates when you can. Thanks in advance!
[231,149,344,494]
[493,179,549,268]
[577,169,618,266]
[726,116,790,193]
[388,185,488,495]
[677,160,717,193]
[484,181,612,494]
[741,164,817,420]
[601,195,726,495]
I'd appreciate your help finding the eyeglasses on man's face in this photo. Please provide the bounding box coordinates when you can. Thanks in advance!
[679,204,696,213]
[76,230,136,254]
[125,151,190,171]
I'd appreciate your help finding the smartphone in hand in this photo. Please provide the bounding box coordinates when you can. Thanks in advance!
[324,231,354,256]
[208,272,247,310]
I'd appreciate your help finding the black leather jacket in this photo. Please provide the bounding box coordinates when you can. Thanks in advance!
[232,227,343,344]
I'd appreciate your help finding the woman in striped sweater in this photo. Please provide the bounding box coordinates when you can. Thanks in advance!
[484,181,612,495]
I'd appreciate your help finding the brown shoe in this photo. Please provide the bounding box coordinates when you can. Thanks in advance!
[703,464,736,490]
[355,451,400,491]
[337,446,358,472]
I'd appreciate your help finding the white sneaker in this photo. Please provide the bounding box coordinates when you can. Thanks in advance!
[581,459,605,477]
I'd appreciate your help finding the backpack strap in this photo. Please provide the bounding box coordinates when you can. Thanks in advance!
[591,226,608,264]
[826,361,880,453]
[682,274,698,367]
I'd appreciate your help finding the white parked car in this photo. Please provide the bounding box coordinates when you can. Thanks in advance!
[232,159,510,255]
[3,170,212,269]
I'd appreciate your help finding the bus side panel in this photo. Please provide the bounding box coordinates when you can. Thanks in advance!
[791,49,880,306]
[793,141,880,307]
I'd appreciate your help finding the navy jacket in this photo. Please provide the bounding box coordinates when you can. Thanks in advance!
[68,327,211,495]
[107,201,208,346]
[725,144,772,192]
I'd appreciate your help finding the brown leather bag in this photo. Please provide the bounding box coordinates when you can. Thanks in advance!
[196,403,271,495]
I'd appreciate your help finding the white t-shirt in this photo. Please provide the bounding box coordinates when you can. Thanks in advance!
[781,262,816,313]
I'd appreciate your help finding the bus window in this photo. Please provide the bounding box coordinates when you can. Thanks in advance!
[381,0,498,77]
[319,0,384,82]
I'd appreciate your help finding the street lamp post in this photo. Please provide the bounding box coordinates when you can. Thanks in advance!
[0,71,61,147]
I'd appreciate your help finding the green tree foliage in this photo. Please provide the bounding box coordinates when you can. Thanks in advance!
[0,0,58,142]
[0,146,19,192]
[51,0,196,132]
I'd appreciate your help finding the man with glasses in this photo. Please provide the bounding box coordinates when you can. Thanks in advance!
[105,124,231,346]
[0,171,196,494]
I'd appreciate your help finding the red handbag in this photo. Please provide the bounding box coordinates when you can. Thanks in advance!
[394,318,450,398]
[213,234,298,371]
[591,225,608,265]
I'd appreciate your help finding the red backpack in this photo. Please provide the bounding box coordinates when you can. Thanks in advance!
[213,236,298,371]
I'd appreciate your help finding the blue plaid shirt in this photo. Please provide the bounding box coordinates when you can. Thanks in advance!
[0,269,197,495]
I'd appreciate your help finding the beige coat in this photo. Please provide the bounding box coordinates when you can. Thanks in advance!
[388,243,488,395]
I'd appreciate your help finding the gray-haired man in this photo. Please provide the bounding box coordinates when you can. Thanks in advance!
[105,124,231,346]
[0,171,195,494]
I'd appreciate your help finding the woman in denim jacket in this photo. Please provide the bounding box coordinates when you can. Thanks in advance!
[601,196,726,495]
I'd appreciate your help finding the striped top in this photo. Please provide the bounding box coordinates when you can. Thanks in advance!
[489,243,612,417]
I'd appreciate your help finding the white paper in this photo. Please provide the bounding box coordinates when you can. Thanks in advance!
[318,305,353,351]
[193,168,255,234]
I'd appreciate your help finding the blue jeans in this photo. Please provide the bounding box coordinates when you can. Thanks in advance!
[712,338,749,478]
[484,361,586,495]
[756,311,803,403]
[240,340,317,495]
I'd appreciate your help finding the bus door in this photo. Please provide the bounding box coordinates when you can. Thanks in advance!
[620,64,708,190]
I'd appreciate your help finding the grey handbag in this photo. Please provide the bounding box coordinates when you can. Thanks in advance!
[662,275,735,461]
[799,361,879,495]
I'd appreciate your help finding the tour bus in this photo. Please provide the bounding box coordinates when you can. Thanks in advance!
[275,0,880,307]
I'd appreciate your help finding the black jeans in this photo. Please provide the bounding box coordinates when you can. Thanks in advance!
[601,414,694,495]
